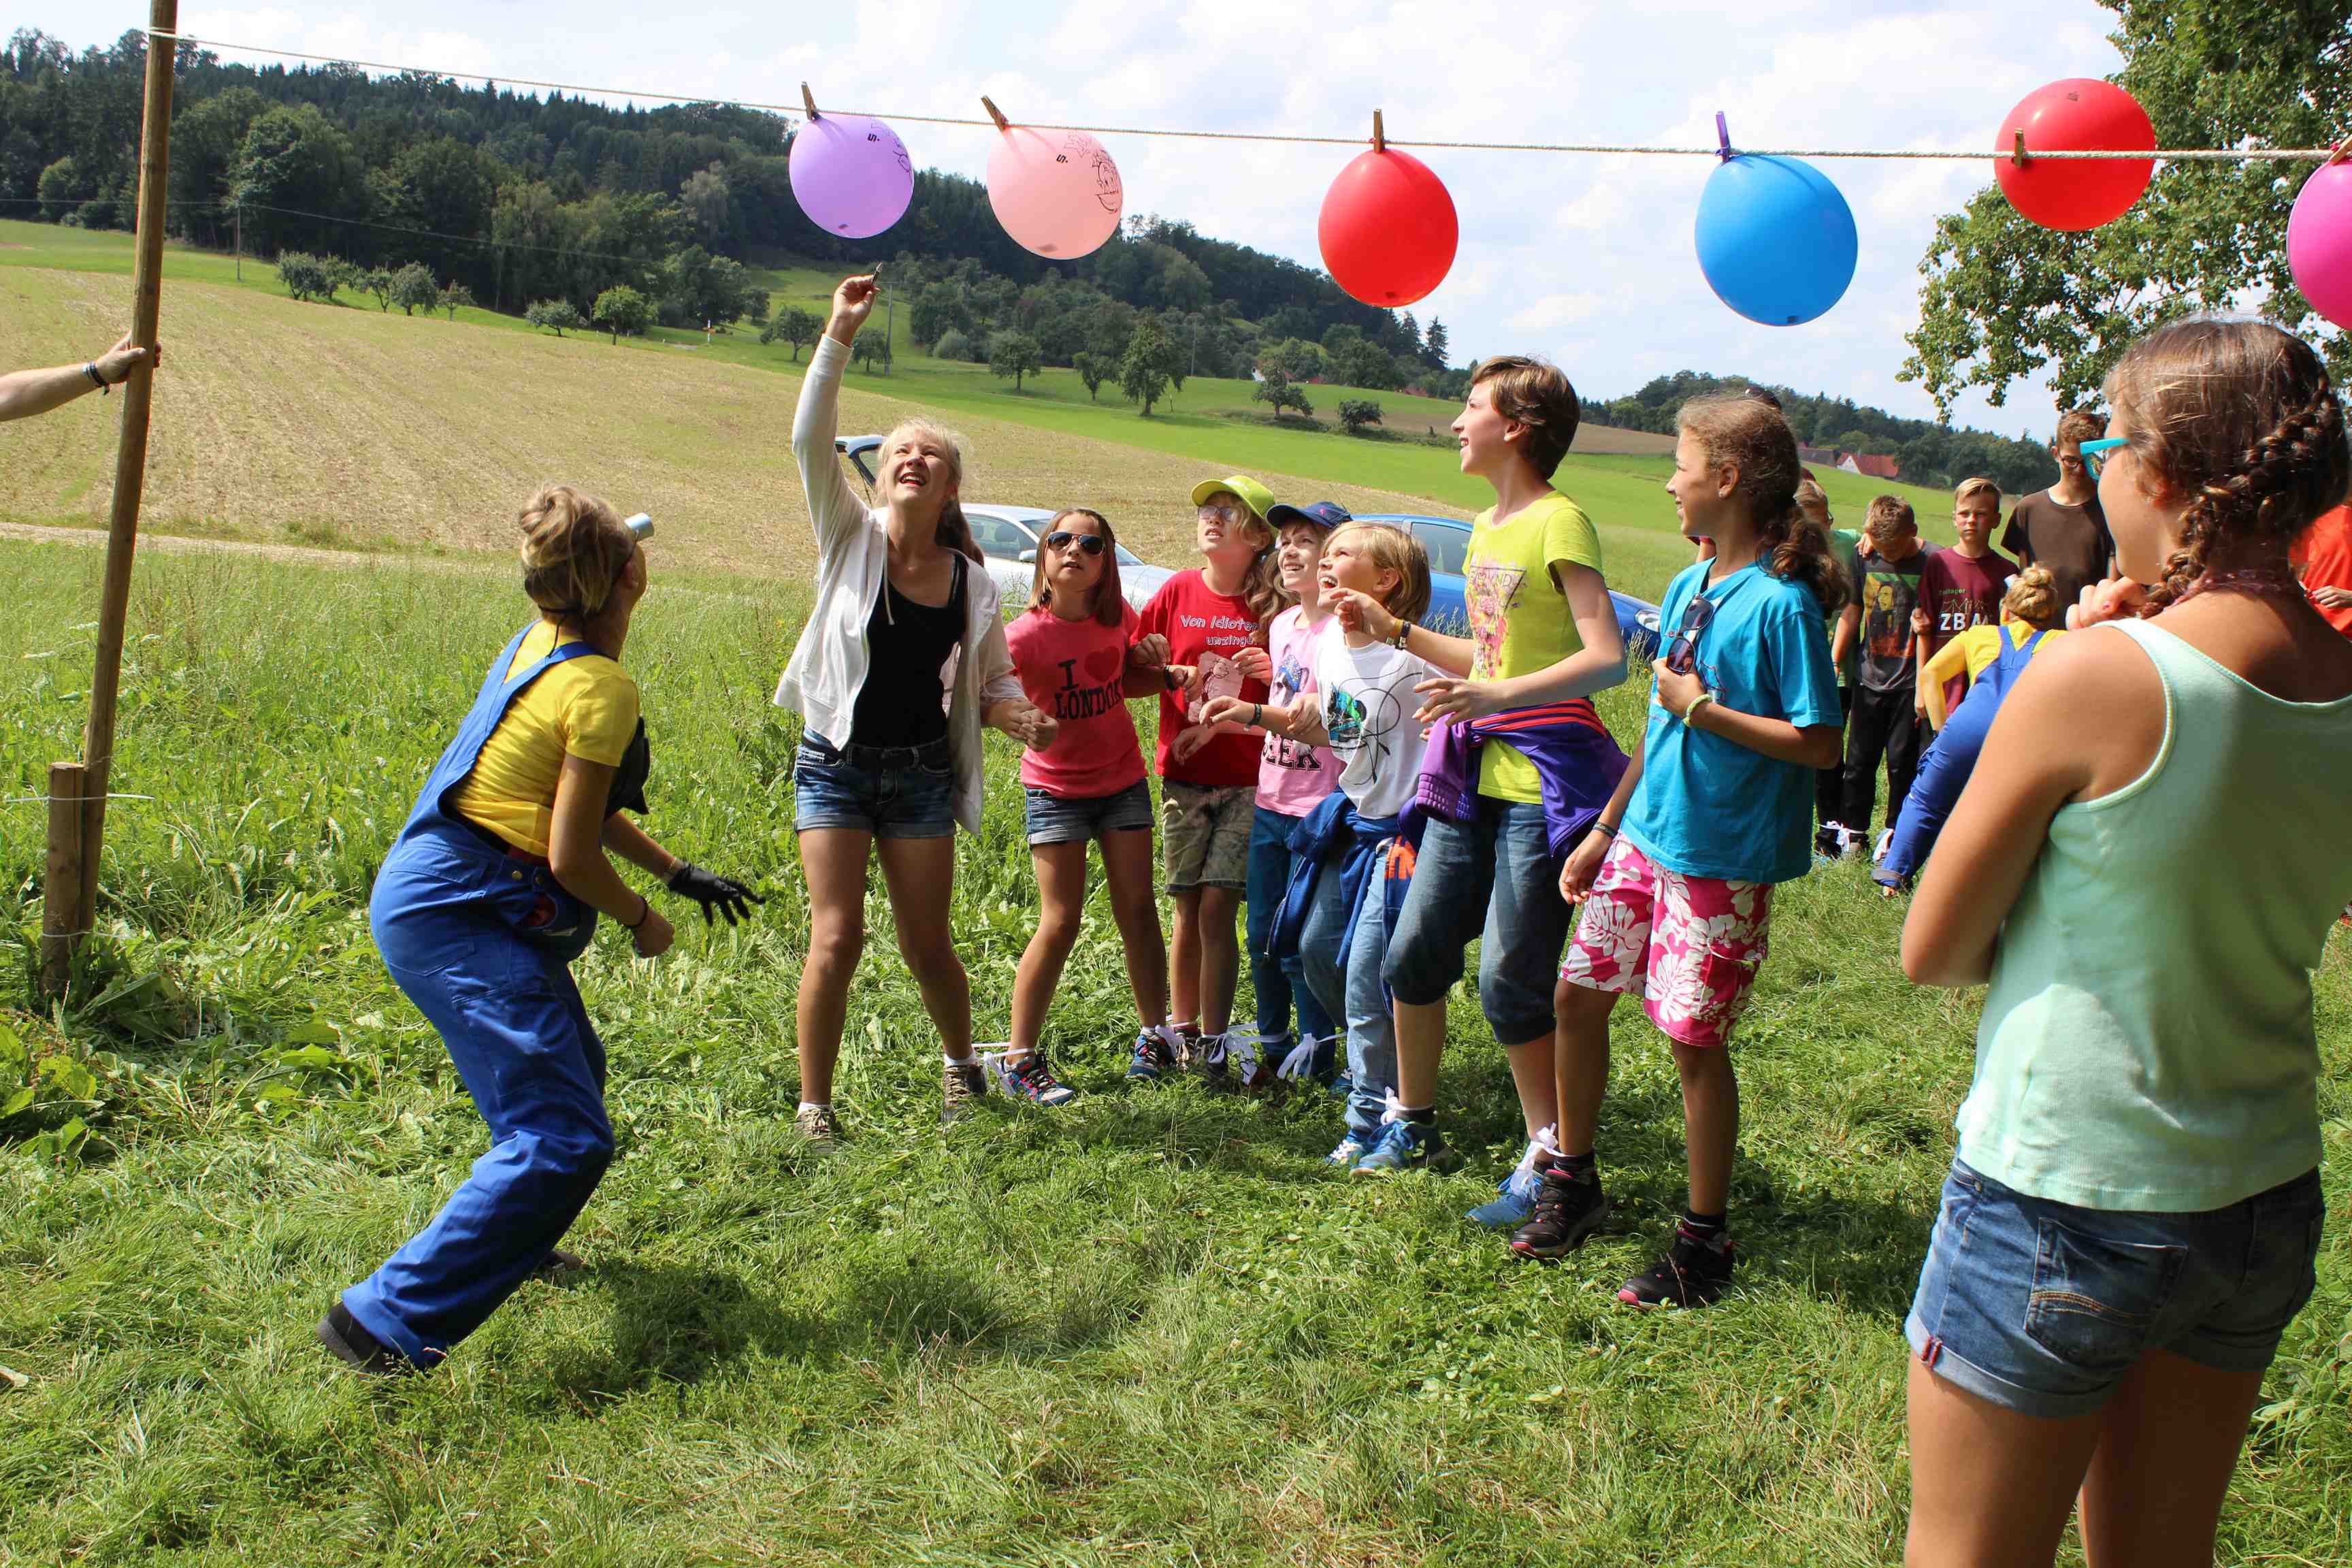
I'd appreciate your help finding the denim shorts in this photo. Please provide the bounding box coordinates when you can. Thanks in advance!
[1382,796,1568,1046]
[1905,1160,2325,1419]
[1024,779,1154,846]
[793,734,956,839]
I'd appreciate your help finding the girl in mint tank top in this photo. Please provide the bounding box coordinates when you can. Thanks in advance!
[1896,319,2352,1568]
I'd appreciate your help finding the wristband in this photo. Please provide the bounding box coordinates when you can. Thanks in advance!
[623,894,651,931]
[1389,621,1412,651]
[1162,666,1179,691]
[84,362,110,395]
[1250,703,1264,731]
[1684,691,1716,726]
[1595,819,1618,839]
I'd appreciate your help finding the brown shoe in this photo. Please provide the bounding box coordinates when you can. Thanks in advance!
[942,1061,989,1126]
[793,1103,842,1147]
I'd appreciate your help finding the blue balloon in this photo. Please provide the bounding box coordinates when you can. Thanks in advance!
[1693,154,1858,327]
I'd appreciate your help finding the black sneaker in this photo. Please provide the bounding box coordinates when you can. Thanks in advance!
[941,1061,989,1126]
[1508,1168,1613,1259]
[1192,1032,1233,1091]
[1618,1225,1737,1309]
[315,1300,413,1376]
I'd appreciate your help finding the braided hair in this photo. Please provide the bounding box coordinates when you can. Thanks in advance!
[2102,319,2351,615]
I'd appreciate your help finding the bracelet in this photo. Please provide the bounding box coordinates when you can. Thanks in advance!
[1684,691,1717,726]
[84,362,110,395]
[1162,666,1179,691]
[1595,819,1619,839]
[1250,703,1263,731]
[623,894,651,931]
[1389,621,1413,651]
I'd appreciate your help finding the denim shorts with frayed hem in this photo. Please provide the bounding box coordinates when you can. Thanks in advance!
[794,734,956,840]
[1904,1160,2324,1420]
[1024,779,1154,846]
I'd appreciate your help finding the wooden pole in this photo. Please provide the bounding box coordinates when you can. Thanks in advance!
[40,764,86,1000]
[72,0,177,935]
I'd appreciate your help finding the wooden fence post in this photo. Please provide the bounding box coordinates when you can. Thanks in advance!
[39,764,86,1000]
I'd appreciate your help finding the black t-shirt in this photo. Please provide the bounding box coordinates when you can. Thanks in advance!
[2002,490,2112,617]
[849,554,965,749]
[1846,544,1929,692]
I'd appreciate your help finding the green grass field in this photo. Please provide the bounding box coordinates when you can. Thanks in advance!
[1,539,2345,1565]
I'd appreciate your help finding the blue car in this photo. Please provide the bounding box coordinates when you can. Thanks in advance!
[1352,513,1661,658]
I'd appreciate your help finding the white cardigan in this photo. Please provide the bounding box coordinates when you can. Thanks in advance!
[777,334,1022,834]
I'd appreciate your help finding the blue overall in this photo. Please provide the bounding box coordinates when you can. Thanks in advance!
[342,624,618,1367]
[1877,628,2050,887]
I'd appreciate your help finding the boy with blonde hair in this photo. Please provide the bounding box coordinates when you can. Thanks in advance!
[1914,478,2016,719]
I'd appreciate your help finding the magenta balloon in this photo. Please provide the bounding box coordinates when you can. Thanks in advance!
[2288,161,2352,331]
[789,114,914,239]
[986,127,1122,259]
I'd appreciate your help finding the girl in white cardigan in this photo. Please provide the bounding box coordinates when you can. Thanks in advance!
[781,275,1055,1141]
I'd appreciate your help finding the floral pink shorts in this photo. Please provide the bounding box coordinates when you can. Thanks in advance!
[1559,836,1773,1049]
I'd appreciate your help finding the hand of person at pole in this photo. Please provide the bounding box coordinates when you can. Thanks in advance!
[0,331,163,423]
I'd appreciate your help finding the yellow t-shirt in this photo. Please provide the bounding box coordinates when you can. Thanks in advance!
[1464,492,1605,802]
[1921,621,2061,728]
[448,621,640,857]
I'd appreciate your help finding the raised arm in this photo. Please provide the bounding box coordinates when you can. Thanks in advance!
[792,277,879,552]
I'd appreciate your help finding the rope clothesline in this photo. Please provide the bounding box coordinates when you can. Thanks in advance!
[144,31,2344,165]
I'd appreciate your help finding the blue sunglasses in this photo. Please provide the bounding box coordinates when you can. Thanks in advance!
[2077,436,2129,473]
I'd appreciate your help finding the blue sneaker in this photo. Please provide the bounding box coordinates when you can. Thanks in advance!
[1467,1162,1545,1228]
[1000,1053,1077,1107]
[1324,1131,1372,1167]
[1126,1026,1177,1081]
[1351,1117,1460,1175]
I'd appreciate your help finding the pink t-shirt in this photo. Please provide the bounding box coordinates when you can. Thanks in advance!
[1256,606,1339,815]
[1006,604,1148,800]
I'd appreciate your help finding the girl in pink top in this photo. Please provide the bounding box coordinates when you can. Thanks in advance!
[1001,510,1178,1103]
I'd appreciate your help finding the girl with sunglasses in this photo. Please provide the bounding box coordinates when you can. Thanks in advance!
[1518,393,1846,1309]
[1001,510,1179,1100]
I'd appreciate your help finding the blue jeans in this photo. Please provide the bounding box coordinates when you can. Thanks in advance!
[346,821,615,1367]
[1294,845,1351,1049]
[794,734,956,839]
[1384,797,1568,1046]
[1245,804,1333,1043]
[1906,1160,2325,1419]
[1340,868,1401,1137]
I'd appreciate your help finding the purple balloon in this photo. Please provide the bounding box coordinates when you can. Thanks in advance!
[789,114,914,240]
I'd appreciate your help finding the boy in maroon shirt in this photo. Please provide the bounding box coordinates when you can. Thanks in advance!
[1914,478,2016,721]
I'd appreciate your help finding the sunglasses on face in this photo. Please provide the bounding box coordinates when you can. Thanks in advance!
[2077,436,2129,474]
[1198,505,1244,524]
[1664,591,1717,676]
[1045,530,1107,556]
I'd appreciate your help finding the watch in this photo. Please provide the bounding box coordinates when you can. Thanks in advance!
[1388,621,1412,651]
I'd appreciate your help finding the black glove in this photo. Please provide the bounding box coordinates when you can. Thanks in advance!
[666,862,764,925]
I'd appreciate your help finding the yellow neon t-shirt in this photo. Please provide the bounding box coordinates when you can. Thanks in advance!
[1921,621,2061,728]
[448,621,639,856]
[1463,492,1605,802]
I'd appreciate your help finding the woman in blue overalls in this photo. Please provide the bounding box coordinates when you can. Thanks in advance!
[319,485,757,1373]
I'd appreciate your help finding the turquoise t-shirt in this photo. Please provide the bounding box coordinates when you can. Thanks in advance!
[1623,560,1842,884]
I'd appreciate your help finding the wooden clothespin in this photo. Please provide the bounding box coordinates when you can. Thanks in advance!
[982,96,1010,132]
[1716,112,1733,161]
[800,82,820,121]
[2012,131,2031,169]
[2327,140,2349,169]
[1373,110,1385,154]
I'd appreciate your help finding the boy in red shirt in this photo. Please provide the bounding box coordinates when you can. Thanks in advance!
[1914,478,2016,721]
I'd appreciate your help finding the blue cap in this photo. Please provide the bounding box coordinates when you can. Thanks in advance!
[1266,500,1351,532]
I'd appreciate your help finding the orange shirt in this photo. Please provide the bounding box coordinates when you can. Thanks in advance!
[2293,504,2352,637]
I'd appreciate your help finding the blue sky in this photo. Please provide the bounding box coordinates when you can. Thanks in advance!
[37,1,2134,436]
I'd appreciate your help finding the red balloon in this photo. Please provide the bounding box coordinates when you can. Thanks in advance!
[1318,147,1457,307]
[1995,78,2156,231]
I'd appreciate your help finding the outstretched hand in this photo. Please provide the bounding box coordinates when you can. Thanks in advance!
[666,862,766,925]
[829,275,879,337]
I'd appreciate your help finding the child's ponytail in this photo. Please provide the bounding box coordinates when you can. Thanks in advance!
[1677,395,1848,615]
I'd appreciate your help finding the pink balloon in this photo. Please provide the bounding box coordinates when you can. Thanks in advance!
[789,114,914,239]
[2288,161,2352,331]
[986,127,1122,259]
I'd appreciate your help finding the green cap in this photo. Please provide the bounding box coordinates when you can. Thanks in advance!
[1190,474,1277,521]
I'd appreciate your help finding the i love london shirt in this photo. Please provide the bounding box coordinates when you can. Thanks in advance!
[1135,568,1270,788]
[1006,604,1148,799]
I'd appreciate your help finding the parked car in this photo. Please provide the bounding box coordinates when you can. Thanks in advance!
[837,436,1175,612]
[1351,513,1662,658]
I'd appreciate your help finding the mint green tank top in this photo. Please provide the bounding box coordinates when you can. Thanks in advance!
[1959,619,2352,1211]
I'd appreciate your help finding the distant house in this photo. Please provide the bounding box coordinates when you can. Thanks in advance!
[1838,452,1903,480]
[1797,445,1843,468]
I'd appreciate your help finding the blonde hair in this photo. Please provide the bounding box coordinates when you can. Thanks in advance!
[1027,507,1126,628]
[517,485,636,619]
[1328,522,1433,624]
[1200,488,1288,627]
[1677,395,1848,615]
[1865,494,1917,544]
[1954,476,2002,509]
[2102,318,2350,615]
[2002,565,2061,630]
[880,419,985,563]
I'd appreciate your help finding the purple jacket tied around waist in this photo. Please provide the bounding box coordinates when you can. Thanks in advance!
[1408,698,1629,858]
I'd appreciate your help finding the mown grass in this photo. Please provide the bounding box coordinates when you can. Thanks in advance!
[1,539,2345,1565]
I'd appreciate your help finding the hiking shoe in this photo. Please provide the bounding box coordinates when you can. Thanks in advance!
[1618,1225,1737,1309]
[1351,1118,1460,1174]
[941,1061,989,1126]
[1468,1163,1547,1230]
[1002,1053,1077,1107]
[1509,1169,1614,1258]
[1126,1027,1178,1081]
[1325,1131,1373,1167]
[534,1247,588,1279]
[316,1301,412,1376]
[1192,1032,1234,1091]
[793,1103,842,1147]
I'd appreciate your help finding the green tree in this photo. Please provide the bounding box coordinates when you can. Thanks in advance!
[526,299,584,336]
[851,333,894,374]
[231,103,367,257]
[389,261,439,316]
[1422,317,1450,368]
[989,330,1043,391]
[1904,1,2352,416]
[1254,370,1313,422]
[759,305,823,360]
[1337,398,1383,435]
[593,284,653,343]
[933,329,977,362]
[275,251,335,303]
[1257,338,1324,385]
[1120,318,1180,416]
[438,282,476,320]
[1072,350,1111,402]
[357,267,393,311]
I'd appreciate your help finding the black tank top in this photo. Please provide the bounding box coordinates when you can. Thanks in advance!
[848,553,966,749]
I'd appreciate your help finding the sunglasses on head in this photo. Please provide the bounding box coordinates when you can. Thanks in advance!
[2077,436,2128,474]
[1664,591,1717,676]
[1045,530,1107,556]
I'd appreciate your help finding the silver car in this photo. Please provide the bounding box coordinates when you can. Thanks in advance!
[836,436,1175,612]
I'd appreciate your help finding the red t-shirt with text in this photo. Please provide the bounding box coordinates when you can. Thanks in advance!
[1006,604,1149,799]
[1135,569,1269,788]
